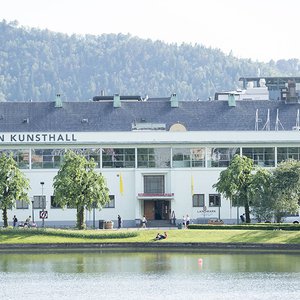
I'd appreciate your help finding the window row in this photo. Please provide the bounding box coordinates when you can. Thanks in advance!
[192,194,221,207]
[2,146,300,169]
[16,195,116,209]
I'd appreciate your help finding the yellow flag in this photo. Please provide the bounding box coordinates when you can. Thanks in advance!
[191,175,194,195]
[119,173,124,195]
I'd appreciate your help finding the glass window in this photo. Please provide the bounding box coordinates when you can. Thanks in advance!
[209,194,221,207]
[242,147,275,167]
[33,196,46,209]
[104,195,115,208]
[70,148,101,167]
[277,147,300,163]
[192,194,204,207]
[16,200,29,209]
[50,196,62,209]
[172,148,191,167]
[144,175,165,193]
[137,148,170,168]
[172,148,205,168]
[0,149,30,169]
[191,148,206,167]
[102,148,135,168]
[32,149,65,169]
[207,148,239,167]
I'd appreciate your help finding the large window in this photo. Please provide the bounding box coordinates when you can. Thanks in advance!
[137,148,170,168]
[50,196,62,209]
[70,148,101,167]
[144,175,165,193]
[33,196,46,209]
[207,148,239,167]
[31,149,65,169]
[102,148,135,168]
[104,195,115,208]
[16,200,29,209]
[277,147,300,163]
[192,194,204,207]
[0,149,30,169]
[172,148,205,167]
[209,194,221,207]
[242,147,275,167]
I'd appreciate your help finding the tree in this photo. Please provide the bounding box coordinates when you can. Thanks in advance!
[271,160,300,222]
[213,155,254,223]
[53,150,110,229]
[249,168,274,222]
[0,154,30,227]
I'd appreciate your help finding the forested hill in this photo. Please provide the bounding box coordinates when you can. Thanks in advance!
[1,20,300,102]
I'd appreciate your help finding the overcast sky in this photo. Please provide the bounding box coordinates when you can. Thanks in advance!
[2,0,300,62]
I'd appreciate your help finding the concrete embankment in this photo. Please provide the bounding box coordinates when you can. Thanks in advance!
[1,242,300,253]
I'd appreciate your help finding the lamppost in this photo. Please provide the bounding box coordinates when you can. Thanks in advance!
[40,181,45,227]
[31,198,35,223]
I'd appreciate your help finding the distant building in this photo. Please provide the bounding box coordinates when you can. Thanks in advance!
[1,80,300,227]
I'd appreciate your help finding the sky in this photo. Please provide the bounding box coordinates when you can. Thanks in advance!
[1,0,300,62]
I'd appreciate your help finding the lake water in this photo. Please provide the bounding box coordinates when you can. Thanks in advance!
[0,250,299,300]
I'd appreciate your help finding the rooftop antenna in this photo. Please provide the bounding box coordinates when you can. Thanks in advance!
[255,109,259,131]
[274,109,284,131]
[262,109,270,131]
[296,109,300,127]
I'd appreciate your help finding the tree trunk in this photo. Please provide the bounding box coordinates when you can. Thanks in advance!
[244,201,251,223]
[76,205,85,230]
[2,207,8,227]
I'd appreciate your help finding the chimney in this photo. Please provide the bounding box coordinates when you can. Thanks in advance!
[113,94,121,108]
[228,93,236,107]
[55,93,63,108]
[170,93,178,108]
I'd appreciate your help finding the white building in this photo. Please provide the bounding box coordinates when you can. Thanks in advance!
[1,77,300,227]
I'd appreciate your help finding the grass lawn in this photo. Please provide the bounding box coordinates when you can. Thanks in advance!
[0,228,300,244]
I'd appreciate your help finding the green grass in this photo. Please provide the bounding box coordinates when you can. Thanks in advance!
[0,228,300,244]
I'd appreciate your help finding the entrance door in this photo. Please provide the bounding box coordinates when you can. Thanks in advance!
[144,200,170,220]
[144,201,155,220]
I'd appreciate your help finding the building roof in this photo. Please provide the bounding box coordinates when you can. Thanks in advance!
[0,99,300,132]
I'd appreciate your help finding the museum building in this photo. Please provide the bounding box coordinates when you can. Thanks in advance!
[1,77,300,227]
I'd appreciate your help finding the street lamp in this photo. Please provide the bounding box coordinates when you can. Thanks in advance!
[31,198,35,223]
[40,182,45,227]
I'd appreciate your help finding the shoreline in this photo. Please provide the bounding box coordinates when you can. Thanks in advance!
[1,242,300,253]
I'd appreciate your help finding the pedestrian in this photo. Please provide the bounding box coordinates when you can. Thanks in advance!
[118,214,122,229]
[13,215,18,227]
[186,214,190,227]
[182,215,186,228]
[24,215,31,227]
[240,214,245,223]
[142,215,147,228]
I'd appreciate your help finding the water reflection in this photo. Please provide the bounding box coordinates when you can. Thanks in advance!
[0,251,299,274]
[0,251,299,300]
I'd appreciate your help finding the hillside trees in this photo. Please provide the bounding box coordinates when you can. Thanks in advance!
[0,20,297,102]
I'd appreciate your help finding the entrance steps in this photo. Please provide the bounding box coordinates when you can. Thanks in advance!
[146,220,177,228]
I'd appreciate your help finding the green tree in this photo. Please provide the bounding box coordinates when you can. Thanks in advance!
[249,168,274,222]
[271,160,300,222]
[213,155,254,223]
[53,150,110,229]
[0,154,30,227]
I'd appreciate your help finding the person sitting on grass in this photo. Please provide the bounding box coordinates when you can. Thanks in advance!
[155,232,168,240]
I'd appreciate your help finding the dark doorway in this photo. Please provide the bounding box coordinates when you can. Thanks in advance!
[154,200,170,220]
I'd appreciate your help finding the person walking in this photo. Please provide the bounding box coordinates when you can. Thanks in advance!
[118,214,122,229]
[13,215,18,227]
[182,215,186,228]
[142,215,147,228]
[186,214,190,227]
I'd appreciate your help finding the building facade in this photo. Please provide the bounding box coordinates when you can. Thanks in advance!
[1,78,300,227]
